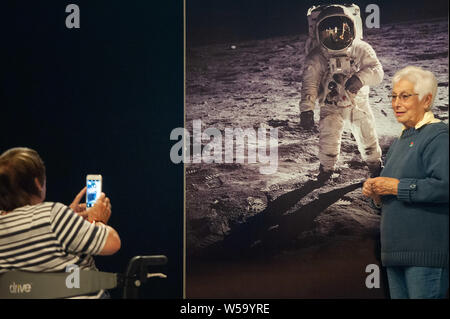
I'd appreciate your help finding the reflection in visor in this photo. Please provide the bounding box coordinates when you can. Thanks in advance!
[318,16,354,51]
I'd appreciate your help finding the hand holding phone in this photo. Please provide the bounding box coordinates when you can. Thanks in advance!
[86,174,102,208]
[87,192,111,224]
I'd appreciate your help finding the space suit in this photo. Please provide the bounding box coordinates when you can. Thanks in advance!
[299,4,383,180]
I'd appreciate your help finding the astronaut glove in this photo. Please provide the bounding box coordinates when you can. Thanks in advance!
[344,75,363,94]
[300,110,315,130]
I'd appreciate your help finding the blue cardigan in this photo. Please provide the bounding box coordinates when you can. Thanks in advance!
[380,122,449,268]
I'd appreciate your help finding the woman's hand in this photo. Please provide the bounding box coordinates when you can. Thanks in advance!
[362,179,382,206]
[363,177,400,206]
[366,177,400,196]
[69,187,87,218]
[86,193,111,224]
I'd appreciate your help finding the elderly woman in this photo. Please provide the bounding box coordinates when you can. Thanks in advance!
[0,147,121,298]
[363,66,448,299]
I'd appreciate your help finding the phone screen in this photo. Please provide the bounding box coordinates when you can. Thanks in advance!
[86,178,102,208]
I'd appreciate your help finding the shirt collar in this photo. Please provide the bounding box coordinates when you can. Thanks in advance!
[402,111,441,132]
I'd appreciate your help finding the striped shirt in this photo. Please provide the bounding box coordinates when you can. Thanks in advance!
[0,202,109,298]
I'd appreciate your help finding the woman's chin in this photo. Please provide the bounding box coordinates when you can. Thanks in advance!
[395,117,406,125]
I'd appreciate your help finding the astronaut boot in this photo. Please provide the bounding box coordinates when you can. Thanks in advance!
[316,164,334,183]
[367,160,382,178]
[300,110,317,132]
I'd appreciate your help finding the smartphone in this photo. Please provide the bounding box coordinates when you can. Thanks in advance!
[86,174,102,208]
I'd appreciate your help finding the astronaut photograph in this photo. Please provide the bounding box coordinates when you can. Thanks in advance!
[184,0,448,298]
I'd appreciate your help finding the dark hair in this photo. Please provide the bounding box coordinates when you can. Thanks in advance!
[0,147,46,211]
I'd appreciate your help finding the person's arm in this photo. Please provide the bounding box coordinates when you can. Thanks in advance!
[68,190,121,255]
[51,196,121,256]
[397,132,449,204]
[352,41,384,87]
[95,222,121,256]
[365,132,449,204]
[85,193,121,255]
[299,52,326,113]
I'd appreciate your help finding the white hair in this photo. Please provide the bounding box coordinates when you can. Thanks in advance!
[392,66,438,111]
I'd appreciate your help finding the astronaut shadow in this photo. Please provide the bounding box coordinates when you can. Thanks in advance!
[255,181,364,254]
[203,178,363,261]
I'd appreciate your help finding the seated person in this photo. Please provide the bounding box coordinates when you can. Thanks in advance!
[0,147,121,298]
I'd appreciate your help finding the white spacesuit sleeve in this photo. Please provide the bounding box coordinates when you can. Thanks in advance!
[299,50,327,113]
[352,40,384,87]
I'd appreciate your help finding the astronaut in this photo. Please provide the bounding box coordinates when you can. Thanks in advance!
[299,4,383,181]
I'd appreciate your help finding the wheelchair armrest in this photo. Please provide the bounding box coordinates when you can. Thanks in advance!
[124,255,167,280]
[122,255,168,299]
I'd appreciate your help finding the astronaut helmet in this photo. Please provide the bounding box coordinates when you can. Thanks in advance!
[309,4,363,55]
[317,15,355,51]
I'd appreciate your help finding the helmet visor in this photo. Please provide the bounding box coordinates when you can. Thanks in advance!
[318,16,354,50]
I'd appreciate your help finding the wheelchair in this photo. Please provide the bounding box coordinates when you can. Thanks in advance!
[0,255,167,299]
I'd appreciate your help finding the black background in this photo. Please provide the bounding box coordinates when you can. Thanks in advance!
[187,0,449,46]
[1,1,183,298]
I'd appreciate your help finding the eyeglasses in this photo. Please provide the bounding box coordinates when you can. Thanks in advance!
[388,93,419,102]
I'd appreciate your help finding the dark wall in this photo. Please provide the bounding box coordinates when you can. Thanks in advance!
[187,0,449,46]
[1,1,184,298]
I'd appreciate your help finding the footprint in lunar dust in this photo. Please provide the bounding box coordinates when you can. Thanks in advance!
[186,168,198,175]
[205,173,222,189]
[267,119,289,127]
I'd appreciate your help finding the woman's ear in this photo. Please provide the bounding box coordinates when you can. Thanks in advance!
[34,177,43,191]
[421,93,433,111]
[34,177,46,201]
